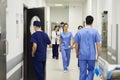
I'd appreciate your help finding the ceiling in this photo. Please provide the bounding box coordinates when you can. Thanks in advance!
[45,0,86,7]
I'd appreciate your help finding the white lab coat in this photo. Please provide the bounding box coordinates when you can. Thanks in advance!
[51,31,60,44]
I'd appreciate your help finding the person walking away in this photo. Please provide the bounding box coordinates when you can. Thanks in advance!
[74,16,102,80]
[30,21,52,80]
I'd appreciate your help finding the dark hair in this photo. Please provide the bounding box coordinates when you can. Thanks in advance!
[33,21,41,27]
[78,25,83,30]
[60,22,64,25]
[63,23,68,27]
[86,15,94,25]
[54,25,59,30]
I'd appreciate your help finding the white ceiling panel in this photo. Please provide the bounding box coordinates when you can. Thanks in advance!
[45,0,85,6]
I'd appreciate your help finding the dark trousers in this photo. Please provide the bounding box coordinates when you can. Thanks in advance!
[32,60,46,80]
[52,44,59,59]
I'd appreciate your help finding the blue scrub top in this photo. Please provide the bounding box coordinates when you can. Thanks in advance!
[60,32,72,49]
[30,31,51,61]
[74,27,101,60]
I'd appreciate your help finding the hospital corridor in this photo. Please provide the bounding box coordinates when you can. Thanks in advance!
[46,49,101,80]
[0,0,120,80]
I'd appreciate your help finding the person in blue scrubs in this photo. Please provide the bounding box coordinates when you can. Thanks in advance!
[74,16,102,80]
[30,21,51,80]
[60,23,73,72]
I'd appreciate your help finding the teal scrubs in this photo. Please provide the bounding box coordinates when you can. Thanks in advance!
[74,27,101,80]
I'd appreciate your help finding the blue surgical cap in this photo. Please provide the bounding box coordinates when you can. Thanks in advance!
[33,21,41,27]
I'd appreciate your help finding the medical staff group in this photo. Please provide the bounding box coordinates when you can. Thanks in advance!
[30,15,102,80]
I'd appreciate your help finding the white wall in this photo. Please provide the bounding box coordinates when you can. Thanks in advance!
[6,0,47,79]
[6,0,24,62]
[50,7,69,23]
[45,6,51,36]
[69,6,82,36]
[96,0,118,62]
[96,0,113,47]
[114,0,120,64]
[86,0,92,15]
[50,6,83,36]
[6,0,47,62]
[96,0,120,64]
[24,0,46,8]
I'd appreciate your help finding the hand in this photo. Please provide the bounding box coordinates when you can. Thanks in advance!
[76,54,78,58]
[32,54,34,57]
[70,45,73,49]
[96,55,99,62]
[60,48,61,52]
[49,44,52,48]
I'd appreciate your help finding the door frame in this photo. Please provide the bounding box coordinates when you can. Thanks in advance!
[0,0,7,80]
[23,6,45,80]
[23,5,28,80]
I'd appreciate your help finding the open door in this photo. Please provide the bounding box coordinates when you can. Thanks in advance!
[23,7,45,80]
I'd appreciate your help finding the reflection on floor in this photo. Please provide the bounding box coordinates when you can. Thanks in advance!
[46,49,102,80]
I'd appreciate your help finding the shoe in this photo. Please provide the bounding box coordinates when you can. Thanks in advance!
[64,70,67,73]
[52,57,55,59]
[56,58,58,60]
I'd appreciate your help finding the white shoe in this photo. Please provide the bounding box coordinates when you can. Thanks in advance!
[64,70,67,73]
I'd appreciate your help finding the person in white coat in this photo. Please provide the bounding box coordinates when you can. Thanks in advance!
[51,25,60,59]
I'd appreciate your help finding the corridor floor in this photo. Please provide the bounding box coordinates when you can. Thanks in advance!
[46,49,101,80]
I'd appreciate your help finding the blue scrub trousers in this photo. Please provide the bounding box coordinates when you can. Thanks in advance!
[79,60,95,80]
[61,48,71,70]
[32,60,46,80]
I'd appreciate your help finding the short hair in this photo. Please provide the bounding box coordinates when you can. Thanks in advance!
[33,21,41,27]
[86,16,94,25]
[63,23,68,27]
[78,25,83,30]
[60,22,64,25]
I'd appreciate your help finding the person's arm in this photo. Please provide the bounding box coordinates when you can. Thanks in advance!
[59,39,62,46]
[70,38,74,49]
[59,39,62,52]
[75,43,79,58]
[46,33,52,48]
[32,43,37,57]
[96,42,102,60]
[70,32,74,49]
[95,31,102,60]
[49,44,52,48]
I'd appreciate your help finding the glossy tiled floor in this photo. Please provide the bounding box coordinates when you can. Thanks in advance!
[46,49,102,80]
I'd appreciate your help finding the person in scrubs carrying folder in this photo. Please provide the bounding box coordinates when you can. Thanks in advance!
[74,16,102,80]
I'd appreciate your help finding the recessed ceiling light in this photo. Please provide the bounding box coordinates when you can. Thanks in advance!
[54,4,63,6]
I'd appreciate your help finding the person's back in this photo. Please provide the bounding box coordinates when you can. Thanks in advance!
[30,21,51,80]
[78,27,100,60]
[74,16,101,80]
[31,31,51,61]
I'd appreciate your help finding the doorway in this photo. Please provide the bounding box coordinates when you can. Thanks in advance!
[23,6,45,80]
